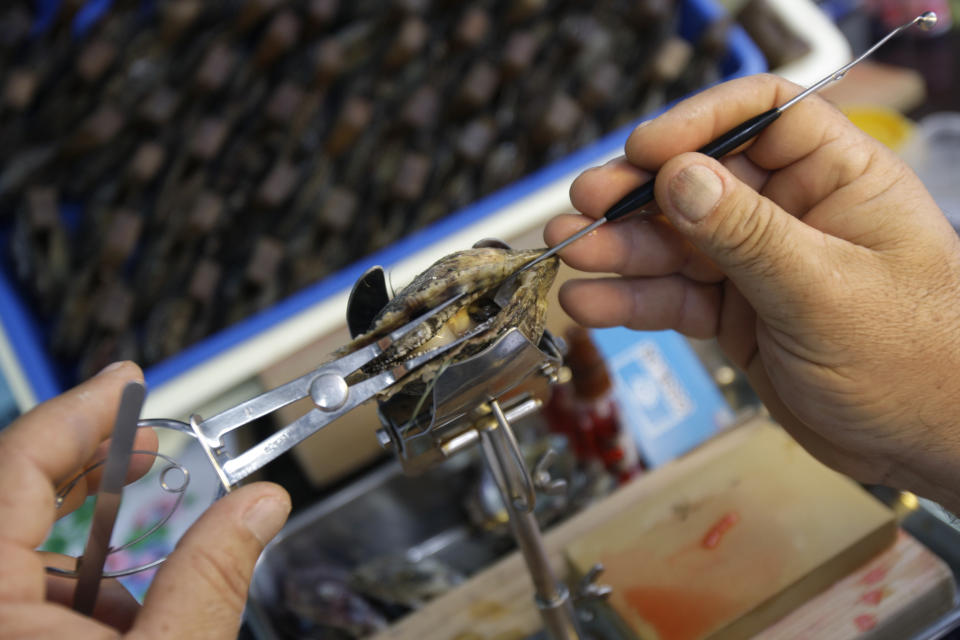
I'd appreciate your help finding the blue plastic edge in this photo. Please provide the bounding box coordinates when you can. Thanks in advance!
[0,270,61,403]
[4,0,766,400]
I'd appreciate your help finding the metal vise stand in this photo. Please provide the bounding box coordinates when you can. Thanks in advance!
[374,327,591,640]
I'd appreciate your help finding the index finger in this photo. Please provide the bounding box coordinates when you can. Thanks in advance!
[625,74,851,172]
[0,361,144,547]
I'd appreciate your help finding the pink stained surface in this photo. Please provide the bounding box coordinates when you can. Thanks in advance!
[701,512,741,550]
[601,504,792,639]
[859,588,886,605]
[860,566,888,586]
[624,585,742,640]
[854,613,878,631]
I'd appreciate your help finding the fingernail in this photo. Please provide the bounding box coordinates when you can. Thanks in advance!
[243,496,290,545]
[668,164,723,222]
[96,361,126,377]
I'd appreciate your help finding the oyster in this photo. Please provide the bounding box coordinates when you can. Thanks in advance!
[336,247,558,400]
[280,564,388,637]
[349,555,465,609]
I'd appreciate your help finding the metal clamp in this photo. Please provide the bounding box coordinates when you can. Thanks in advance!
[375,327,563,475]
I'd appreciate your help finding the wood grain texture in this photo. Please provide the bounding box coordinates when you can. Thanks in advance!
[756,529,955,639]
[565,423,897,640]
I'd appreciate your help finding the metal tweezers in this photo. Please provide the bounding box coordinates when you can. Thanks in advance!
[48,292,485,595]
[142,291,478,490]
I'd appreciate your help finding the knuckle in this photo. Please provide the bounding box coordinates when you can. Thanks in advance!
[669,278,690,332]
[715,192,782,275]
[756,72,782,86]
[187,546,251,609]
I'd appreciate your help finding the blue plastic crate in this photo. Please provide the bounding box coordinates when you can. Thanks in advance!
[0,0,766,412]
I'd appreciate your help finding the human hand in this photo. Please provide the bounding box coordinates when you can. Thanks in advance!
[0,361,291,637]
[545,74,960,511]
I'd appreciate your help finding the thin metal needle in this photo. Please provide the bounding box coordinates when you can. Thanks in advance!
[777,11,938,113]
[524,216,608,272]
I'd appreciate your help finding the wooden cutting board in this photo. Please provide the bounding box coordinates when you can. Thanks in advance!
[373,420,897,640]
[756,529,955,639]
[566,423,897,640]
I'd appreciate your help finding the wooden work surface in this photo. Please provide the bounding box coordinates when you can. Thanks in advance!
[372,418,903,640]
[565,423,896,639]
[757,529,954,639]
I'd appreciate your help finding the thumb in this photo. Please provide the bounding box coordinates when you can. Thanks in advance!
[133,482,290,638]
[655,152,824,316]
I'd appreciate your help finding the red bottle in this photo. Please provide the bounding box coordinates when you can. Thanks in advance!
[544,326,640,483]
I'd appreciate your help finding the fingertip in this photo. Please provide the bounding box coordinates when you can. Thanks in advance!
[229,482,292,544]
[0,360,151,506]
[218,481,291,516]
[85,426,160,488]
[624,118,661,168]
[557,279,585,324]
[557,278,581,308]
[570,158,652,217]
[241,487,291,546]
[544,213,592,248]
[135,482,291,637]
[569,166,605,216]
[127,427,159,482]
[240,480,292,508]
[93,360,144,383]
[558,279,617,328]
[138,425,159,453]
[615,121,652,163]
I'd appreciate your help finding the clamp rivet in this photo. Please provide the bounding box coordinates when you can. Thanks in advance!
[310,374,349,411]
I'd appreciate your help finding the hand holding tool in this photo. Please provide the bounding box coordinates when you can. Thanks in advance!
[514,11,939,277]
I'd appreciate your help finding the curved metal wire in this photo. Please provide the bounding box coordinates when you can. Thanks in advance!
[45,553,170,578]
[487,399,537,513]
[137,417,193,435]
[105,452,189,555]
[45,420,199,579]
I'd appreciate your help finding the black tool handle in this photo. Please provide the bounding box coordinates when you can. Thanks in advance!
[602,107,782,221]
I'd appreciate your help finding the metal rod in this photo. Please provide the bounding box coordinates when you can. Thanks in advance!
[488,399,537,512]
[517,216,607,276]
[479,399,583,640]
[778,11,938,113]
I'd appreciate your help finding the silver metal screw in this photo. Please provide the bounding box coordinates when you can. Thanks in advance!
[309,374,349,411]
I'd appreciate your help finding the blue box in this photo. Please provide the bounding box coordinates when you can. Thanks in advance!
[0,0,766,412]
[591,328,735,468]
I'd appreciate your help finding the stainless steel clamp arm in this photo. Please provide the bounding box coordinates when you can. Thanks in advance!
[144,292,476,490]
